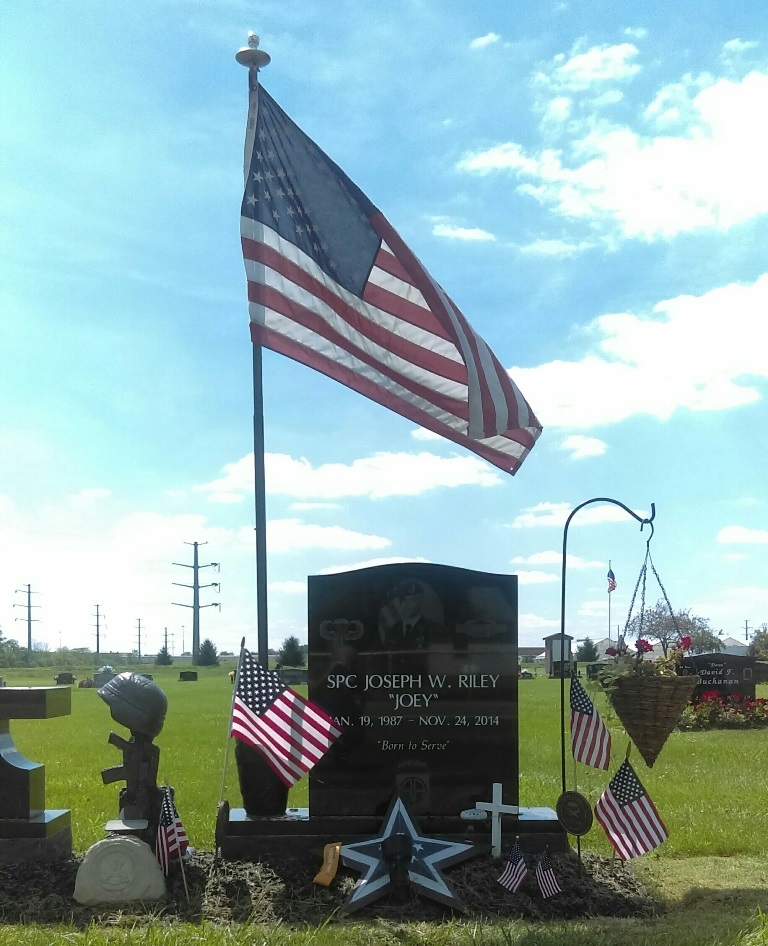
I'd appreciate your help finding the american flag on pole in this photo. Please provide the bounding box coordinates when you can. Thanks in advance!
[240,78,541,475]
[595,759,669,861]
[497,838,527,892]
[607,568,617,593]
[570,675,611,770]
[535,851,561,898]
[155,786,189,875]
[230,648,342,787]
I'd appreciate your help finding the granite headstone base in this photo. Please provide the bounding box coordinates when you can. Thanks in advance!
[0,810,72,863]
[216,804,568,861]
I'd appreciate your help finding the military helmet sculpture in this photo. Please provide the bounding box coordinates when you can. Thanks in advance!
[98,672,168,738]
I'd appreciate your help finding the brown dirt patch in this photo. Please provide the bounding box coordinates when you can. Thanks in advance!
[0,849,659,927]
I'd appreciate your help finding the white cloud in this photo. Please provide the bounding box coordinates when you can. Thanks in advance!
[544,43,641,91]
[268,519,390,554]
[560,435,607,459]
[518,237,594,256]
[470,33,501,50]
[515,570,560,584]
[432,223,496,242]
[578,599,610,618]
[723,39,759,54]
[411,428,442,441]
[624,27,648,40]
[510,274,768,428]
[268,580,306,594]
[512,551,604,568]
[718,525,768,544]
[319,555,430,574]
[458,66,768,242]
[542,96,572,124]
[511,501,649,528]
[196,451,502,503]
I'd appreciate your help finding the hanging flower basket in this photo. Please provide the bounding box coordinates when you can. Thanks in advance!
[606,672,699,767]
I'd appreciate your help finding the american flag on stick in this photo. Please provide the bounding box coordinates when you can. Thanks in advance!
[570,675,611,770]
[240,78,541,475]
[535,851,561,898]
[497,838,527,892]
[607,568,617,593]
[155,786,189,876]
[595,759,669,861]
[230,648,342,787]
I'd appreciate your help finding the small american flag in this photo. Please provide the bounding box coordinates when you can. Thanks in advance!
[231,648,342,787]
[497,838,527,892]
[240,79,541,476]
[535,851,561,898]
[570,675,611,770]
[155,786,189,875]
[595,760,669,861]
[607,568,617,593]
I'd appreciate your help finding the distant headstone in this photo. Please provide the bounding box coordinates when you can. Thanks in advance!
[54,672,76,685]
[683,653,756,701]
[74,835,166,904]
[0,687,72,863]
[308,562,519,818]
[179,671,198,682]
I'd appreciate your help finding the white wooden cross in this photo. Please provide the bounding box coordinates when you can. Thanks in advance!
[475,782,519,857]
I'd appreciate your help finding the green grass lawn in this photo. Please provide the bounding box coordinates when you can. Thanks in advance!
[2,667,768,944]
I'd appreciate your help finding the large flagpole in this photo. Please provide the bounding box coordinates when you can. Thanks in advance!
[237,35,271,669]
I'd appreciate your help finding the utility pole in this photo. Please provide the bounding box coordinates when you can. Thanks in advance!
[93,605,105,656]
[136,618,143,659]
[163,627,170,652]
[172,541,220,665]
[744,620,751,643]
[14,584,40,667]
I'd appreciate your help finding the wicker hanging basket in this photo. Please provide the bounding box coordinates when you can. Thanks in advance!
[606,673,699,767]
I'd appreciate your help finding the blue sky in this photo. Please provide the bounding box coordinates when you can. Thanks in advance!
[2,1,766,657]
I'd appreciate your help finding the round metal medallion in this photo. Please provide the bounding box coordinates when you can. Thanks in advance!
[556,791,593,836]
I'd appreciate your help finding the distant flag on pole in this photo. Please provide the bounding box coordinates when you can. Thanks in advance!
[155,786,189,875]
[535,851,561,898]
[497,837,527,892]
[607,567,617,593]
[239,77,542,475]
[570,675,611,770]
[595,759,669,861]
[230,648,342,787]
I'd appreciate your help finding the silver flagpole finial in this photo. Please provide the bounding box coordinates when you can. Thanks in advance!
[236,32,271,69]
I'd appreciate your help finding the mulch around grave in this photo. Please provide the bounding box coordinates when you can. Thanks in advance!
[0,849,660,927]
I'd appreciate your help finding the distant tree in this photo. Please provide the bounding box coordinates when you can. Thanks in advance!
[277,635,305,667]
[748,629,768,661]
[687,626,723,654]
[197,639,220,667]
[155,645,173,666]
[575,638,599,662]
[626,600,717,656]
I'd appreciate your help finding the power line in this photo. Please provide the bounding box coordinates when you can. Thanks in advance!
[172,540,220,665]
[14,584,40,667]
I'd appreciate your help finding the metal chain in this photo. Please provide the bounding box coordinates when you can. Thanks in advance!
[622,539,680,641]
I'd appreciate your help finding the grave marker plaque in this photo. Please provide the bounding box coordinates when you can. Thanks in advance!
[308,563,518,819]
[683,653,756,701]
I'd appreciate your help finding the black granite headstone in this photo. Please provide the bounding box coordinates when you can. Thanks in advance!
[0,687,72,862]
[683,653,756,701]
[308,563,518,819]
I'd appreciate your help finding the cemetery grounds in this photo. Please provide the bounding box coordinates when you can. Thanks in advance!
[2,664,767,946]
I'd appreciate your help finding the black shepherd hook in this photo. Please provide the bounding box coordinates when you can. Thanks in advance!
[558,498,655,795]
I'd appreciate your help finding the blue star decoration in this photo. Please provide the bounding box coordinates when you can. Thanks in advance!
[339,795,479,913]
